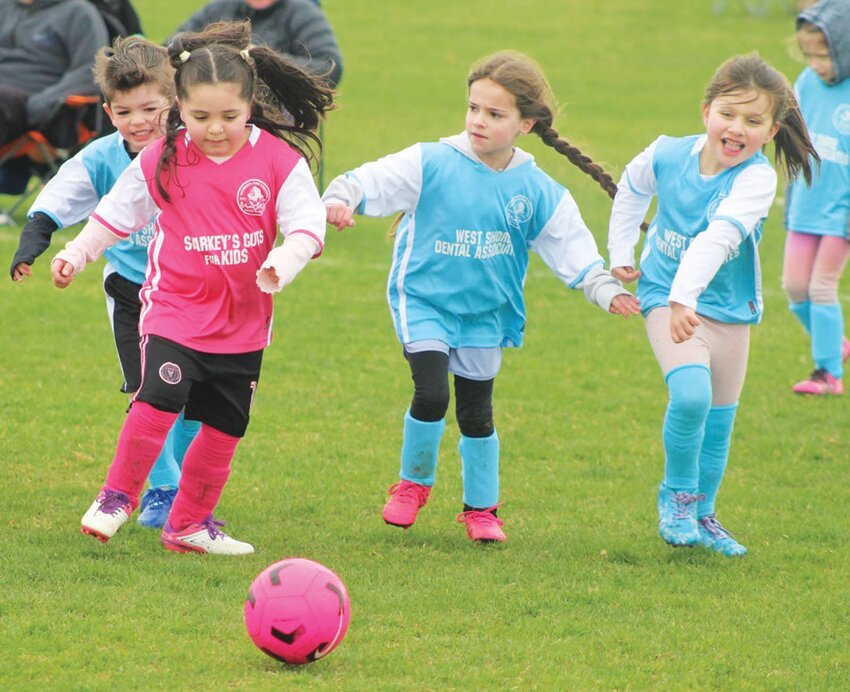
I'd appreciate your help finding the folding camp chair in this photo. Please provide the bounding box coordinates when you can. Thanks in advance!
[0,94,104,227]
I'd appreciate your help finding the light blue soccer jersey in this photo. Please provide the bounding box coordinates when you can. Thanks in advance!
[785,68,850,238]
[384,143,569,347]
[29,131,155,285]
[637,135,768,324]
[350,139,604,348]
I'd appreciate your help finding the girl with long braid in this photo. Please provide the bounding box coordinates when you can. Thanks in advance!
[608,54,817,556]
[51,21,333,555]
[323,50,640,543]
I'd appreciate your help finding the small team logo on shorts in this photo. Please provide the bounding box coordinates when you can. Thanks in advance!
[237,179,271,216]
[505,195,533,230]
[159,362,182,385]
[832,105,850,135]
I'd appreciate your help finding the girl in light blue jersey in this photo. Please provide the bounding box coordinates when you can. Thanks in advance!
[10,37,200,529]
[782,0,850,396]
[324,51,640,543]
[608,54,817,556]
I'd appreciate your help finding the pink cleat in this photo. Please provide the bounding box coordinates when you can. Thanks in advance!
[843,337,850,363]
[382,480,431,528]
[457,506,506,543]
[792,368,844,396]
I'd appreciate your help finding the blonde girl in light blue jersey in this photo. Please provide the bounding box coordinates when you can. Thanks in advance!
[324,51,640,543]
[608,54,817,556]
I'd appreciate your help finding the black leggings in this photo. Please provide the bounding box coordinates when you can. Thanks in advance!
[404,349,494,438]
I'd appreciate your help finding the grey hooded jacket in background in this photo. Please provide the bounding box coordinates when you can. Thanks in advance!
[0,0,110,128]
[173,0,344,87]
[798,0,850,83]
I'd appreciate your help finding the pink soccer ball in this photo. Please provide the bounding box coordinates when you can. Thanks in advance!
[244,557,351,665]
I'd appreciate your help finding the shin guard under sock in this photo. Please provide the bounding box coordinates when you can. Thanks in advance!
[168,425,239,530]
[460,431,500,509]
[399,409,445,486]
[810,302,844,378]
[789,300,811,334]
[662,365,712,490]
[105,401,179,504]
[697,404,738,517]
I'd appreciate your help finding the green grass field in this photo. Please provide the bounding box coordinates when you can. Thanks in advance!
[2,0,848,688]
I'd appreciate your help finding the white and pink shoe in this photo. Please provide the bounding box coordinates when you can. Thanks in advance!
[81,488,134,542]
[792,368,844,396]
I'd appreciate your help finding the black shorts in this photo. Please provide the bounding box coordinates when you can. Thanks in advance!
[103,270,143,393]
[136,334,263,438]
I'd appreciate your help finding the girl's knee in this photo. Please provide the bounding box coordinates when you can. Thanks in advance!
[410,382,450,421]
[666,365,712,419]
[781,275,809,304]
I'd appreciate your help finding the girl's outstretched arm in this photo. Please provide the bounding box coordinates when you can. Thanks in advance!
[609,292,641,318]
[50,218,121,289]
[608,139,659,271]
[325,204,355,232]
[257,233,322,294]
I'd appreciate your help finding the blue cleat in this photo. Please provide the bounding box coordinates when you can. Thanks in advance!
[137,487,177,529]
[657,483,701,546]
[697,514,747,556]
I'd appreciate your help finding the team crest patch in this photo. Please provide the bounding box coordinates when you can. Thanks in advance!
[706,192,728,221]
[832,104,850,135]
[237,179,271,216]
[505,195,532,229]
[159,362,182,385]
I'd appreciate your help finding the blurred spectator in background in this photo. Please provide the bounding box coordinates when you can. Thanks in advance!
[173,0,343,87]
[0,0,110,148]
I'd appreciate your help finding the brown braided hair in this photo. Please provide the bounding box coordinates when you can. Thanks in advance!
[468,51,619,200]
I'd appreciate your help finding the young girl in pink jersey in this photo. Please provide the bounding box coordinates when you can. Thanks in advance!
[51,21,334,555]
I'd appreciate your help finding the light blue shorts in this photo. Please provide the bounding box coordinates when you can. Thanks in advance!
[404,339,501,380]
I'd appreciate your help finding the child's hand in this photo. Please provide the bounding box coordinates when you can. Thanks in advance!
[669,301,700,343]
[609,292,641,318]
[256,266,282,293]
[11,262,32,282]
[325,204,355,232]
[612,265,640,283]
[50,258,75,289]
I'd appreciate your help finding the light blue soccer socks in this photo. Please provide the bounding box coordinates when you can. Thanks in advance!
[399,409,445,486]
[662,365,712,490]
[788,299,811,334]
[810,302,844,378]
[694,404,747,555]
[697,404,737,518]
[146,411,201,489]
[459,431,499,509]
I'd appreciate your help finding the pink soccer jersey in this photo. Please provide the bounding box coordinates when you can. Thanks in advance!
[92,126,326,354]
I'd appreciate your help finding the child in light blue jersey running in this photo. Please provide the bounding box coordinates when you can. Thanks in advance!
[324,51,640,543]
[10,36,200,528]
[782,0,850,396]
[608,54,817,556]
